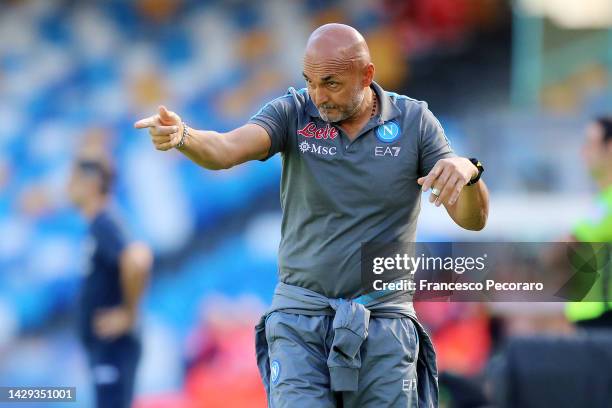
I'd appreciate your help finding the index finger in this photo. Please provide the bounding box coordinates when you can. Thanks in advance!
[134,115,158,129]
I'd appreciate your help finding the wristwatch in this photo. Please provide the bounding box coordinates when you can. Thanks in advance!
[467,158,484,186]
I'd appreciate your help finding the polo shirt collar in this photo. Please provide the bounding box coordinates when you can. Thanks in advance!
[304,81,402,123]
[371,81,402,123]
[305,92,320,118]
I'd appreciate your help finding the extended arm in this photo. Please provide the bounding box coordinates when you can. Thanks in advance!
[134,106,272,170]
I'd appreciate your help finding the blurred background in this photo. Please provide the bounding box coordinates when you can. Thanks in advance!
[0,0,611,407]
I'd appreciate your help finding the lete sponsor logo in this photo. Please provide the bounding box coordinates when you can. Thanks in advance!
[297,122,339,139]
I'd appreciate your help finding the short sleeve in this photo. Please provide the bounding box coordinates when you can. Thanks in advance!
[248,95,292,161]
[93,216,127,265]
[418,105,456,177]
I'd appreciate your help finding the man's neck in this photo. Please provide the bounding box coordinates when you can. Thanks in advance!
[338,87,375,133]
[82,196,107,221]
[592,167,612,191]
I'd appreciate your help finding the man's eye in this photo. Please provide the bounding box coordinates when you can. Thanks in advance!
[327,82,338,88]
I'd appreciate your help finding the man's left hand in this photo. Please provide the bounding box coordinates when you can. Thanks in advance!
[417,157,478,207]
[93,307,134,340]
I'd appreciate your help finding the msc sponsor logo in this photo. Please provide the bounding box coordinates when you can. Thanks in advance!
[299,141,337,156]
[297,122,339,139]
[376,121,401,143]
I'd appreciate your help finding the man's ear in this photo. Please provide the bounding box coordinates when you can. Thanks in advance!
[363,63,375,87]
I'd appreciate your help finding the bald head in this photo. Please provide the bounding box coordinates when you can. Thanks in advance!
[302,24,375,123]
[304,23,371,68]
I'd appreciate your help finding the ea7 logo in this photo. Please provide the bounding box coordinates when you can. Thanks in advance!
[375,146,401,157]
[402,378,417,392]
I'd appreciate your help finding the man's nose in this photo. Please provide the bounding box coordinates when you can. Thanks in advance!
[310,87,329,106]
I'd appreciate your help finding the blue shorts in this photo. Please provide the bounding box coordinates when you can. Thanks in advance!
[85,336,141,408]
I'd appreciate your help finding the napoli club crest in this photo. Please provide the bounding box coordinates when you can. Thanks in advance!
[271,360,281,385]
[376,121,401,143]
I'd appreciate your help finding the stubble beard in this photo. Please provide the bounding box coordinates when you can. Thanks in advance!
[318,87,366,123]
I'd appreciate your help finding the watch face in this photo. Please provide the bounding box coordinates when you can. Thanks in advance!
[470,158,483,171]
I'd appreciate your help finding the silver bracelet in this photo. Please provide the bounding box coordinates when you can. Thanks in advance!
[177,122,188,149]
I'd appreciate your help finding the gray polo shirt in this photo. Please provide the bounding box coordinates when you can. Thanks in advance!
[249,81,455,299]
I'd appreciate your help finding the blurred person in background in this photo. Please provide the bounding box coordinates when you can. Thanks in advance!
[565,116,612,328]
[68,152,153,408]
[482,117,612,407]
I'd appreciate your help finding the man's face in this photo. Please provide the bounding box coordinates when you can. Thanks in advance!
[67,165,98,207]
[581,122,611,179]
[302,59,366,123]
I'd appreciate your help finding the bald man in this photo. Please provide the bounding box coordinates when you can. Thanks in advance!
[135,24,488,407]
